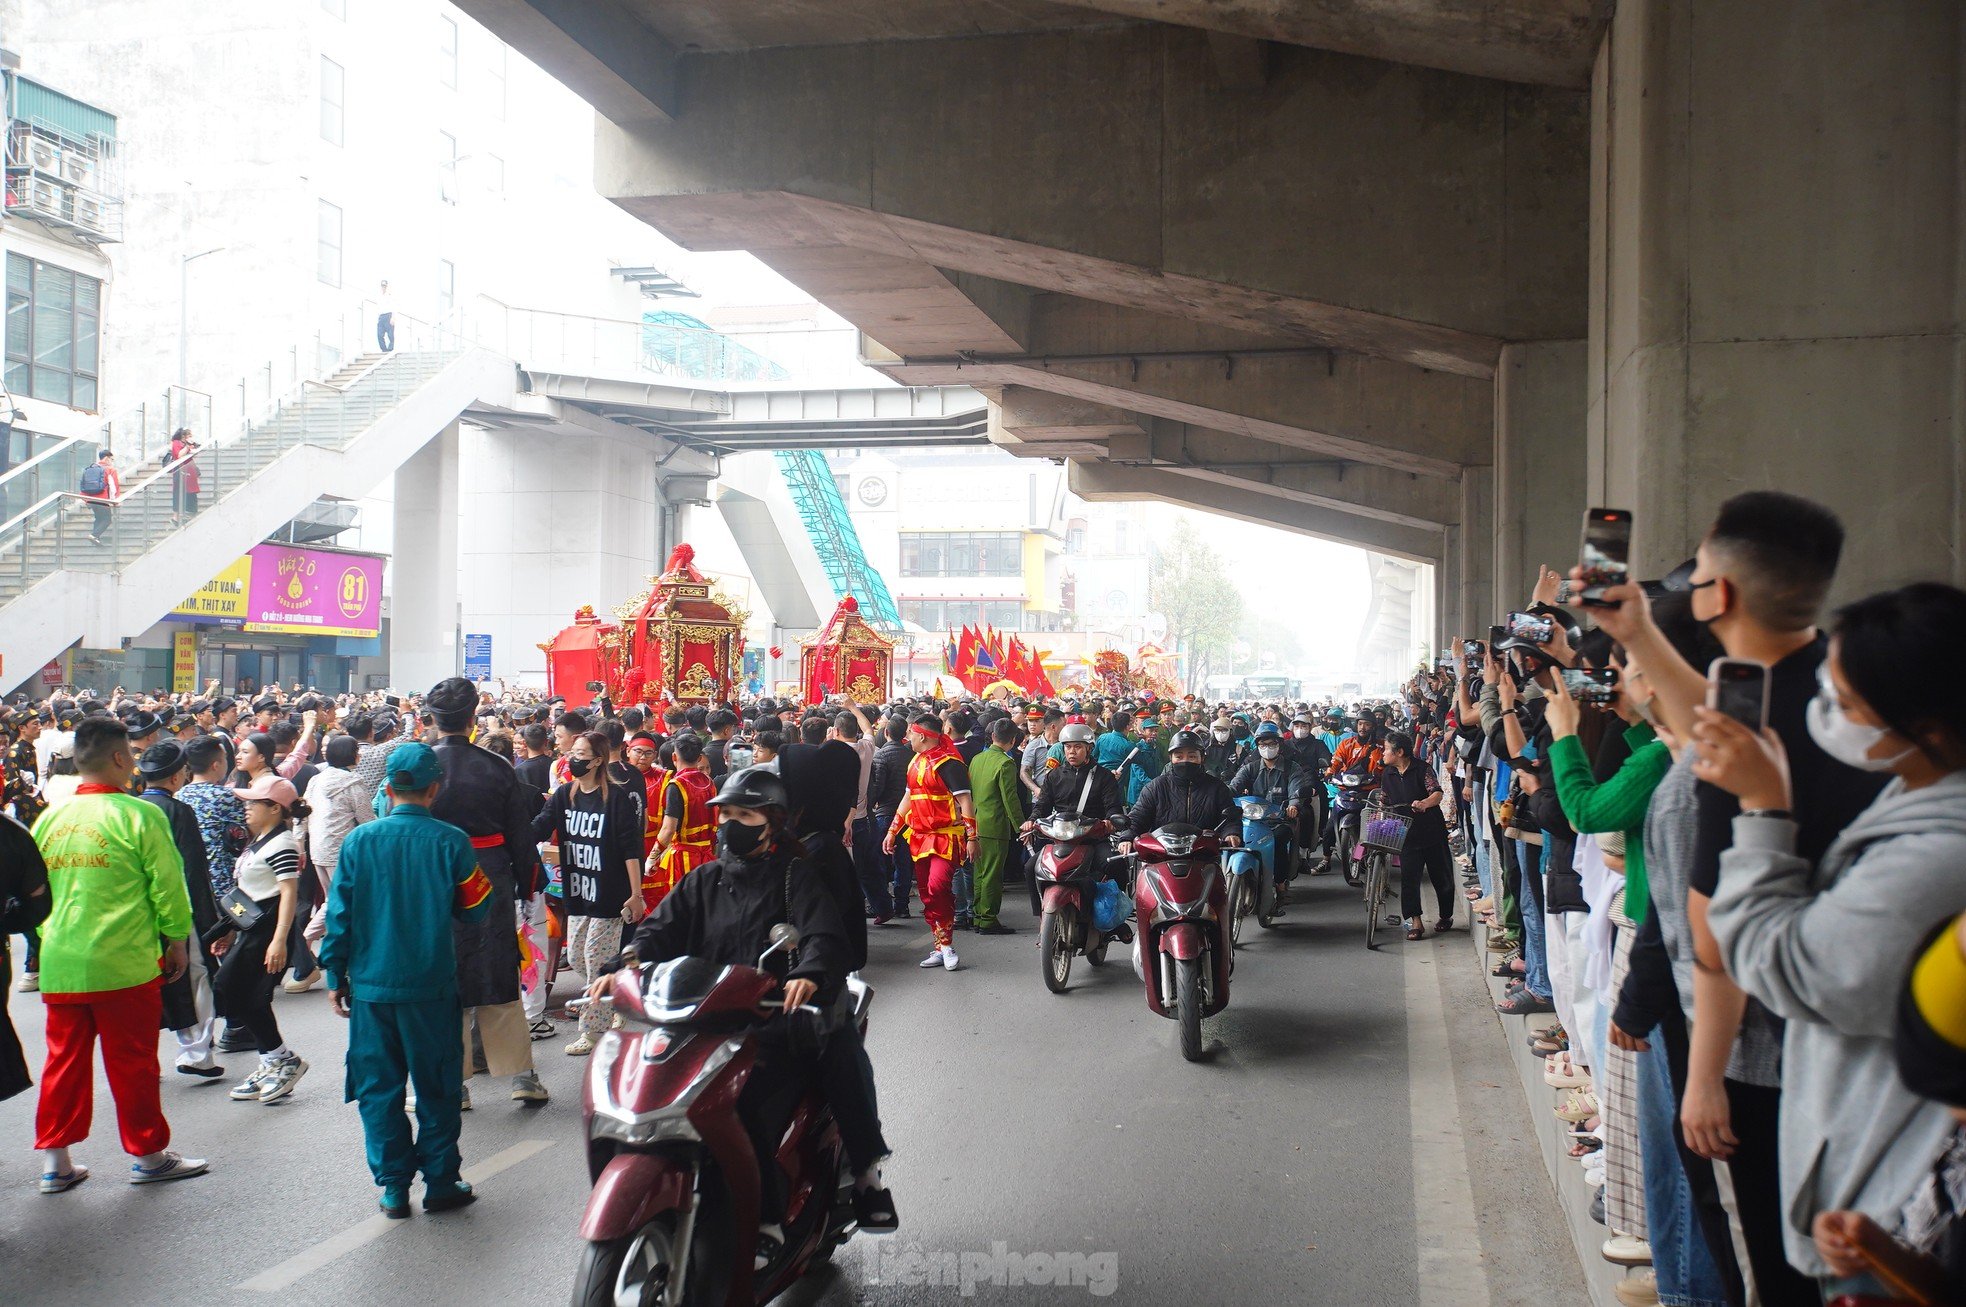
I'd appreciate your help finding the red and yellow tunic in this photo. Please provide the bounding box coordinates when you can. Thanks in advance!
[649,767,717,904]
[636,765,668,862]
[894,743,974,863]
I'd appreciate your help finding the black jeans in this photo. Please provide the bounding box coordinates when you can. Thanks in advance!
[740,1017,887,1223]
[212,914,285,1053]
[1724,1078,1822,1306]
[1398,837,1455,922]
[1658,1007,1751,1306]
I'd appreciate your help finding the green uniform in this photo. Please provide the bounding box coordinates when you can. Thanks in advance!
[318,802,492,1192]
[33,790,191,994]
[969,744,1026,929]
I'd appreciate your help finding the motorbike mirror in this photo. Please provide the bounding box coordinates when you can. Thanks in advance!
[759,922,801,969]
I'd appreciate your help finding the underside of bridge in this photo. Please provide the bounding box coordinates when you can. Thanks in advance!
[460,0,1966,643]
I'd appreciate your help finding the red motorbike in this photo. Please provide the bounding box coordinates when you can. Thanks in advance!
[571,926,867,1307]
[1026,813,1126,993]
[1129,823,1231,1062]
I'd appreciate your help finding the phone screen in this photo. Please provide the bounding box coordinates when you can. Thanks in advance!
[1710,660,1769,730]
[1560,667,1620,705]
[1580,509,1633,601]
[1507,611,1555,645]
[1487,624,1507,650]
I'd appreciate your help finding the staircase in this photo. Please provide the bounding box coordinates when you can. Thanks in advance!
[772,448,902,629]
[0,347,516,689]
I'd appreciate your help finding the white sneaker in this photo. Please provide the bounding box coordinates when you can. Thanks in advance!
[17,971,37,992]
[511,1071,549,1103]
[228,1066,272,1101]
[1602,1234,1653,1266]
[940,946,958,971]
[129,1152,208,1184]
[406,1084,471,1112]
[918,950,944,969]
[39,1163,88,1194]
[257,1055,308,1103]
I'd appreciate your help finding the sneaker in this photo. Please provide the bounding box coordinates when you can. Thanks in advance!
[1602,1234,1653,1266]
[282,969,323,994]
[917,950,945,969]
[940,947,959,972]
[852,1184,900,1232]
[870,914,893,927]
[379,1184,412,1220]
[16,971,37,992]
[228,1066,272,1101]
[257,1056,309,1103]
[511,1071,549,1103]
[175,1055,226,1079]
[39,1164,88,1194]
[565,1035,596,1057]
[130,1152,208,1184]
[1613,1271,1659,1306]
[411,1084,471,1112]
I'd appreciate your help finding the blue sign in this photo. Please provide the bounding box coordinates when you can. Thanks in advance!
[463,632,492,682]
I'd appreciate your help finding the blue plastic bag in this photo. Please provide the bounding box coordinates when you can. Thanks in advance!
[1092,879,1126,933]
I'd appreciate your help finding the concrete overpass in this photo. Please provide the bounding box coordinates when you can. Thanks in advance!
[458,0,1966,638]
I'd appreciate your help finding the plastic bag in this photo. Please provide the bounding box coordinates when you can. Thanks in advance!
[1092,879,1127,933]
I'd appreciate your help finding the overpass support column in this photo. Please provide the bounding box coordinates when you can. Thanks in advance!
[1496,341,1586,607]
[1589,0,1966,593]
[1442,472,1493,648]
[392,421,461,691]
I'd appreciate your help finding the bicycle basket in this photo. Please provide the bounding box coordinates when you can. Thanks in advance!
[1361,809,1411,852]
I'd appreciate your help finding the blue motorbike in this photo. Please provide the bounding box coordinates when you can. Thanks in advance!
[1224,796,1286,944]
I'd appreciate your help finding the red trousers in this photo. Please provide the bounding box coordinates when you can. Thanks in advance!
[915,855,956,950]
[37,980,170,1156]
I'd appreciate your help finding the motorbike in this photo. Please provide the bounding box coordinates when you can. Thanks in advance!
[1027,813,1126,993]
[570,925,868,1307]
[1329,769,1378,888]
[1129,822,1230,1062]
[1224,796,1285,943]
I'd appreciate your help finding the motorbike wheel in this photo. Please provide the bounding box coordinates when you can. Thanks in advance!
[1257,873,1280,930]
[1227,878,1249,947]
[572,1213,682,1307]
[1040,909,1074,993]
[1341,822,1364,888]
[1364,853,1386,949]
[1175,955,1204,1062]
[1086,934,1110,966]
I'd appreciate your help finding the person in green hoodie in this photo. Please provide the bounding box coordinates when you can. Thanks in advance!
[318,741,495,1219]
[969,719,1027,935]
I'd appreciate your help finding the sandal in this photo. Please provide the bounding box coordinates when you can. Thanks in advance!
[1568,1135,1603,1158]
[1405,924,1425,941]
[1555,1089,1599,1123]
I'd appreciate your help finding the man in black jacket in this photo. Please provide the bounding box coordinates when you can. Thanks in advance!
[866,717,914,918]
[1231,726,1316,894]
[1128,731,1238,843]
[136,741,224,1079]
[1024,723,1128,889]
[778,717,868,970]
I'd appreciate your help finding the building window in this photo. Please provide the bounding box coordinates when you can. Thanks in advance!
[899,600,1027,631]
[485,153,504,195]
[438,15,459,88]
[5,253,101,410]
[898,531,1022,578]
[320,0,344,16]
[485,44,507,121]
[437,130,458,202]
[436,259,454,316]
[319,56,344,145]
[316,199,342,286]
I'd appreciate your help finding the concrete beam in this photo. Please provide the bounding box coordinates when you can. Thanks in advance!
[1069,461,1442,562]
[597,27,1589,372]
[453,0,679,124]
[1070,0,1610,89]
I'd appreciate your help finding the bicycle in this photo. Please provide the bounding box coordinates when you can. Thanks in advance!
[1358,801,1412,950]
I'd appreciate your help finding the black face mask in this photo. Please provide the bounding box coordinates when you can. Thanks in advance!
[720,819,767,861]
[1168,761,1205,784]
[567,756,593,778]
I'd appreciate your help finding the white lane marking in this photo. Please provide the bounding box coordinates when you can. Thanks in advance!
[1406,943,1493,1307]
[236,1138,556,1293]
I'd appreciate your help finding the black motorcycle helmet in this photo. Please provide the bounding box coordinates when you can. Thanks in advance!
[709,765,789,814]
[1167,729,1207,757]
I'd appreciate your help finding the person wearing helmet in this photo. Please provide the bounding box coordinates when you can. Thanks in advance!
[1023,722,1128,885]
[1127,730,1239,850]
[1230,723,1316,902]
[1202,716,1245,784]
[599,765,897,1244]
[1286,716,1335,870]
[1329,712,1384,781]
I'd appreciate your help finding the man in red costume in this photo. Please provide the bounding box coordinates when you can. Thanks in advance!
[883,716,975,972]
[625,732,669,909]
[648,735,716,903]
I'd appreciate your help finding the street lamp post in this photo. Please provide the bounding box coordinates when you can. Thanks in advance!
[178,246,225,392]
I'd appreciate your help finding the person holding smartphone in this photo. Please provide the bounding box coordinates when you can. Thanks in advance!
[532,730,644,1057]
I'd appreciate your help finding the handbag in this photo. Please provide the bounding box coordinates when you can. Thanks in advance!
[218,886,267,933]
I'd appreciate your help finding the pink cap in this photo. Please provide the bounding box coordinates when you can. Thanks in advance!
[234,774,299,811]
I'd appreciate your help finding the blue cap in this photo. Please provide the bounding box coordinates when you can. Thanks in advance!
[1254,722,1281,739]
[386,741,444,791]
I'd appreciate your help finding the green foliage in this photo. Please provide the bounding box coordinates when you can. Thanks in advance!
[1150,518,1244,689]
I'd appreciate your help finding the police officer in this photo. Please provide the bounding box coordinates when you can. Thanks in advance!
[424,677,548,1106]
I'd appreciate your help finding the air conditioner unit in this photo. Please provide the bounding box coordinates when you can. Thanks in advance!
[26,176,64,214]
[59,150,94,188]
[72,193,104,232]
[26,137,60,174]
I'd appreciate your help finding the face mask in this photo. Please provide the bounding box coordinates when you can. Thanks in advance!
[1211,728,1231,742]
[567,756,593,778]
[1291,728,1311,739]
[1806,690,1912,773]
[1168,761,1205,784]
[720,818,767,860]
[1257,743,1280,760]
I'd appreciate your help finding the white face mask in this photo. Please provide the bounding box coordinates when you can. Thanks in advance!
[1211,729,1231,742]
[1257,743,1280,759]
[1291,728,1311,739]
[1806,677,1911,773]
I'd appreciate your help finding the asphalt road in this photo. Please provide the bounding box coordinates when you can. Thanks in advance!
[0,868,1585,1306]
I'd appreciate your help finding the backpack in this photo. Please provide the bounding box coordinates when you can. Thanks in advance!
[79,463,106,496]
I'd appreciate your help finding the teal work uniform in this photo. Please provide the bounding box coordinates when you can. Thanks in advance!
[318,802,493,1193]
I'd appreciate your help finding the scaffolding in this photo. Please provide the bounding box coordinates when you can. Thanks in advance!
[773,448,902,631]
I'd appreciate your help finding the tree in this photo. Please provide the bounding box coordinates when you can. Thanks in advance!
[1149,518,1244,690]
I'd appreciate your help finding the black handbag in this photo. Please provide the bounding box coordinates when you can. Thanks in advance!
[217,887,267,933]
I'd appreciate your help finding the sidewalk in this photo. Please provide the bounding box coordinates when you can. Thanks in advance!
[1470,915,1647,1307]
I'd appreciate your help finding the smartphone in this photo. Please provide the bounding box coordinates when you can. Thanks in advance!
[1462,638,1486,674]
[1707,657,1770,731]
[1487,624,1508,650]
[1560,667,1620,706]
[1579,508,1633,606]
[585,680,605,693]
[1507,611,1555,645]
